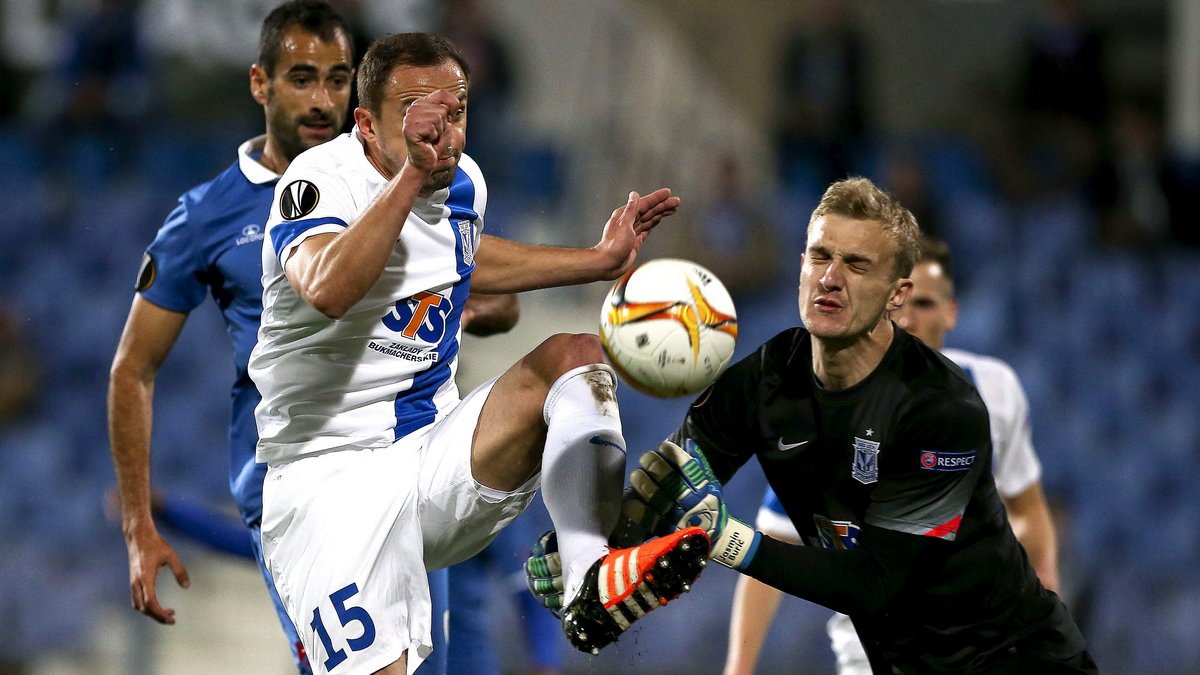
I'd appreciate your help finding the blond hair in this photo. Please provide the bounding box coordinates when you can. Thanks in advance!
[810,177,922,278]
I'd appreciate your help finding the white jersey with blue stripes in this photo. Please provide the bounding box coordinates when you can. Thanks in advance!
[940,348,1041,499]
[249,129,486,464]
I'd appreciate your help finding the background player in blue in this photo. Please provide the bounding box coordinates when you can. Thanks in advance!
[104,3,464,672]
[446,505,564,675]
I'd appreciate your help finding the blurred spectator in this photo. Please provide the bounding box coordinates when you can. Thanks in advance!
[688,153,781,299]
[774,0,869,189]
[1093,96,1178,248]
[0,309,37,424]
[1004,0,1109,202]
[1019,0,1107,127]
[49,0,154,175]
[880,147,942,239]
[439,0,516,171]
[673,152,790,363]
[0,54,23,120]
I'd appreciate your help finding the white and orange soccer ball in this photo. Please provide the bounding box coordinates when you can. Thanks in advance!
[599,258,738,398]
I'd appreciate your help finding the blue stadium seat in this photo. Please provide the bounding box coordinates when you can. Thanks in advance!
[923,134,995,200]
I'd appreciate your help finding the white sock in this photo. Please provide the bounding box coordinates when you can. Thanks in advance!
[540,363,626,604]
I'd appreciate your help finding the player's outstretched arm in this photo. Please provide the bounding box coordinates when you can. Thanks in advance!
[470,189,680,294]
[153,494,256,561]
[723,523,799,675]
[108,297,192,624]
[462,292,519,337]
[1003,482,1061,592]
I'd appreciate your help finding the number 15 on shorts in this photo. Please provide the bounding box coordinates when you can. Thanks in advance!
[310,582,376,670]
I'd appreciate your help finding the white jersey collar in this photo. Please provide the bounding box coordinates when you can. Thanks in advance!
[238,135,280,185]
[351,126,450,210]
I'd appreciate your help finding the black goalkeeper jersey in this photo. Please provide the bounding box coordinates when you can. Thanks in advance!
[675,326,1091,674]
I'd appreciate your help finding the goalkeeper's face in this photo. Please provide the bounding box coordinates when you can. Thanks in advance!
[799,214,912,343]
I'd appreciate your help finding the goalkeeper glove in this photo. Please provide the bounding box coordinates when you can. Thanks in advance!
[524,530,564,617]
[628,440,760,571]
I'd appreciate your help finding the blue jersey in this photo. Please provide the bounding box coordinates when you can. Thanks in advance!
[138,136,278,526]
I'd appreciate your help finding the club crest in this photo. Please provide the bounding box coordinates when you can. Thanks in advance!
[851,436,880,484]
[457,220,474,265]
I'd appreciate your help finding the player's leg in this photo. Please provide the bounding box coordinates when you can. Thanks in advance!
[370,654,407,674]
[248,521,313,675]
[419,568,448,675]
[468,333,710,652]
[261,447,435,675]
[469,333,622,586]
[446,553,501,675]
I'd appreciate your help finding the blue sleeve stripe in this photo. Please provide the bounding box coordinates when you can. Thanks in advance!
[156,496,256,560]
[738,530,763,572]
[445,167,478,223]
[271,216,346,261]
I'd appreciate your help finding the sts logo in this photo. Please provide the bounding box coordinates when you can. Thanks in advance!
[382,291,454,344]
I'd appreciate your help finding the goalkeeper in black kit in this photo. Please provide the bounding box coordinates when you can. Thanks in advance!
[527,178,1097,674]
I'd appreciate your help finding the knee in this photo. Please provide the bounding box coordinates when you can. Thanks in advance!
[525,333,606,383]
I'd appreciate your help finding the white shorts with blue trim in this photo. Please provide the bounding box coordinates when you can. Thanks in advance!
[261,376,538,675]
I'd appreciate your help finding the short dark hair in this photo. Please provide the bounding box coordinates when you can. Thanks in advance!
[357,33,470,114]
[258,0,351,77]
[917,235,954,284]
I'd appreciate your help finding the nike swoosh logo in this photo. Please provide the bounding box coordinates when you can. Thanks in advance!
[590,436,626,453]
[777,438,810,451]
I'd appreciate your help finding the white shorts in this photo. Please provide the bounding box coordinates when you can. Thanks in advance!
[828,612,871,675]
[261,377,538,675]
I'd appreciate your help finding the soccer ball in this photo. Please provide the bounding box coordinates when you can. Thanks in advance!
[599,258,738,398]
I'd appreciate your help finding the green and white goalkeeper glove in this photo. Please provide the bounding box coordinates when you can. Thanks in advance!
[524,530,564,617]
[627,440,760,571]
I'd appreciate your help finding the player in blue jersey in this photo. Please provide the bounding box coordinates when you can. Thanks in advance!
[108,4,428,673]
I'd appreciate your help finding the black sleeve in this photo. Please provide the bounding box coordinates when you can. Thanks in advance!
[743,523,939,615]
[665,341,777,483]
[865,390,991,541]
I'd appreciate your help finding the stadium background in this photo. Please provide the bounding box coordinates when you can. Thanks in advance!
[0,0,1197,672]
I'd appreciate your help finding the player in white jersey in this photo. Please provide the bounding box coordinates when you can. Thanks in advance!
[723,236,1061,675]
[249,33,710,674]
